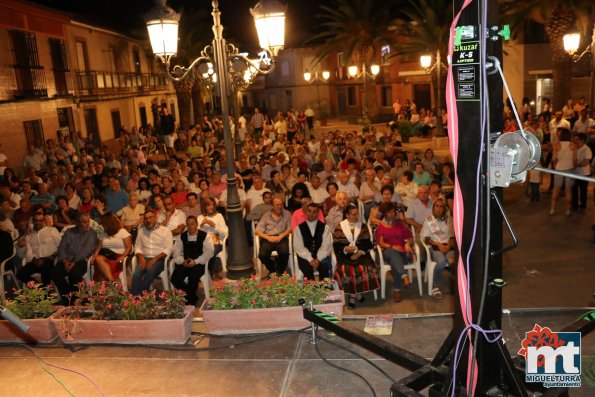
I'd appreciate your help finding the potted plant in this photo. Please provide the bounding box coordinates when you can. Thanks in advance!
[0,282,62,343]
[51,281,194,345]
[200,274,344,335]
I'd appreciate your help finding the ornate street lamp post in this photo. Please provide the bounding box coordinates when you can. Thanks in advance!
[420,50,446,136]
[563,25,595,110]
[346,63,380,121]
[303,69,330,116]
[145,0,286,278]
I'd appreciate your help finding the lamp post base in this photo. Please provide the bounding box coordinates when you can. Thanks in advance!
[226,266,256,280]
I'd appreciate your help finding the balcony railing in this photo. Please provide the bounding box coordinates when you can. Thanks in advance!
[74,71,168,96]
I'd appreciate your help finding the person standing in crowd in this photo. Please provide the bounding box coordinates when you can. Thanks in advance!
[572,133,592,213]
[549,128,576,216]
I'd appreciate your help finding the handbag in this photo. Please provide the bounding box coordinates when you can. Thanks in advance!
[98,247,118,260]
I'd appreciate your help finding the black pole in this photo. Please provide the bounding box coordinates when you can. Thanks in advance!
[443,0,511,394]
[211,1,253,277]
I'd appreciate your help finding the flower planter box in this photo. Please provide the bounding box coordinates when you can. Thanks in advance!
[200,290,344,335]
[0,308,63,344]
[50,306,194,345]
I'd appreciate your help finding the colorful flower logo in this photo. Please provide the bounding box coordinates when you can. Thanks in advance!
[518,324,565,368]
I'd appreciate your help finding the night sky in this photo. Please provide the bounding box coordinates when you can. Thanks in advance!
[26,0,324,51]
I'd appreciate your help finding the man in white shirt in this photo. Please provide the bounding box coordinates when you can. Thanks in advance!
[171,216,214,305]
[159,196,187,244]
[132,210,174,295]
[572,109,594,135]
[306,175,330,204]
[293,202,332,280]
[317,160,337,189]
[16,212,61,286]
[572,133,593,212]
[0,186,20,209]
[336,171,360,200]
[548,111,571,143]
[245,176,270,213]
[405,185,434,232]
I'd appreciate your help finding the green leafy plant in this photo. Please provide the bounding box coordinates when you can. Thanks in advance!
[1,282,59,319]
[208,274,337,310]
[67,281,186,320]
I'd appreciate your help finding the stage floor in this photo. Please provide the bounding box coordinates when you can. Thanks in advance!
[0,308,593,396]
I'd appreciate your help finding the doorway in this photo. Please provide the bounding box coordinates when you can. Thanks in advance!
[139,106,148,128]
[337,90,347,116]
[111,109,122,139]
[414,84,431,111]
[83,108,101,146]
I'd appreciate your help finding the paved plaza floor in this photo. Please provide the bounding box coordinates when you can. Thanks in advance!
[0,121,593,396]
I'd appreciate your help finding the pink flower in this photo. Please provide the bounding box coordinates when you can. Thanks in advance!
[123,302,129,307]
[26,281,36,288]
[251,298,256,305]
[89,281,95,287]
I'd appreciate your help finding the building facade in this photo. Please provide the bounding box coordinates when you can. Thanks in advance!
[0,0,177,171]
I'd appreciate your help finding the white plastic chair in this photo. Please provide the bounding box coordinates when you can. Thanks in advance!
[254,233,293,278]
[292,233,336,282]
[420,238,438,295]
[86,247,133,291]
[131,252,172,291]
[372,223,423,299]
[0,247,18,296]
[375,242,423,299]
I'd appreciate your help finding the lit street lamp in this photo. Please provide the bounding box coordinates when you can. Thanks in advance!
[563,25,595,110]
[420,50,446,136]
[303,69,330,117]
[145,0,286,278]
[346,63,380,121]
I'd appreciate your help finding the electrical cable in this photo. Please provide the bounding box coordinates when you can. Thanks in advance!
[469,0,491,392]
[318,334,396,383]
[11,343,107,397]
[0,327,311,353]
[313,336,377,397]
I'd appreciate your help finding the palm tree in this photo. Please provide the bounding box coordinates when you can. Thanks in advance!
[500,0,593,111]
[388,0,453,135]
[310,0,396,121]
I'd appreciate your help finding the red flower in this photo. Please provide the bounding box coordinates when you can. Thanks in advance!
[251,298,256,305]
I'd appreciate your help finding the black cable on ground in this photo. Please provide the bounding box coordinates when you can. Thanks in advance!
[318,334,396,383]
[313,335,377,397]
[0,327,311,352]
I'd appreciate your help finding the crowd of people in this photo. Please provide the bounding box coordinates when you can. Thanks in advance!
[0,94,592,307]
[511,96,594,219]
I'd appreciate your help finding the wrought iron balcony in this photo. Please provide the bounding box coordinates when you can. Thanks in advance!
[74,71,168,96]
[13,64,48,98]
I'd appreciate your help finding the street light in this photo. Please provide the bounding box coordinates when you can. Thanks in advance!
[420,50,446,135]
[145,0,286,278]
[303,69,330,117]
[346,63,380,120]
[563,25,595,108]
